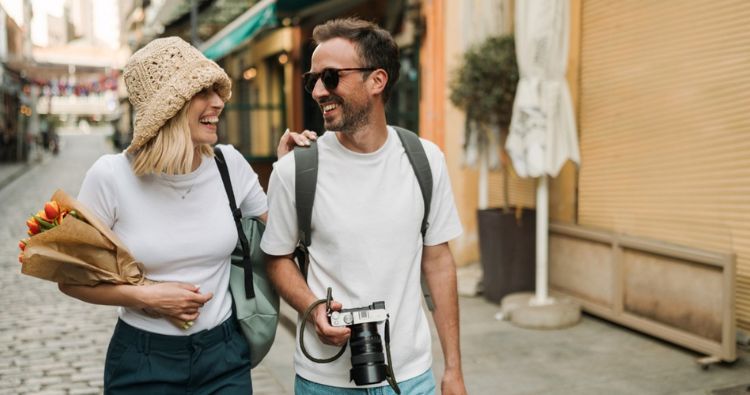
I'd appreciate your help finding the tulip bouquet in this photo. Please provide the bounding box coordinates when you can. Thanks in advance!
[19,189,193,330]
[19,201,79,262]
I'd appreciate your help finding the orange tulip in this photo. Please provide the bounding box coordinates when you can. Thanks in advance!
[36,209,54,223]
[44,201,60,219]
[18,240,26,251]
[26,218,40,235]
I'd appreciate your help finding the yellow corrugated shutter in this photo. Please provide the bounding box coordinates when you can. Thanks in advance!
[578,0,750,331]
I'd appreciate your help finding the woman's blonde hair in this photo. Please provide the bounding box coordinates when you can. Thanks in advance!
[130,104,214,176]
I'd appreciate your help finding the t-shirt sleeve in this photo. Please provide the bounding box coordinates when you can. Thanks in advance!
[260,156,299,256]
[77,155,118,229]
[423,143,463,246]
[221,145,267,218]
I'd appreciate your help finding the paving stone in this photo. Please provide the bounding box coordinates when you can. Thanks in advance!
[45,367,76,376]
[77,366,102,375]
[0,366,22,376]
[32,390,66,395]
[27,362,69,372]
[15,383,43,394]
[43,382,93,391]
[86,378,104,388]
[68,388,101,395]
[70,371,102,383]
[23,376,63,386]
[71,359,104,369]
[0,377,22,389]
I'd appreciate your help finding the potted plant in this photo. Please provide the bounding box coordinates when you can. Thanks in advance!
[449,34,535,303]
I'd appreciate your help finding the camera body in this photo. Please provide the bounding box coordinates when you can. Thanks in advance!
[328,301,390,386]
[329,301,387,327]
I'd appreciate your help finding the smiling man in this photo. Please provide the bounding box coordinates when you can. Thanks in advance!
[261,18,468,395]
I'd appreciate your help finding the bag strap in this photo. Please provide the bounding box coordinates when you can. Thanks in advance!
[295,142,318,247]
[214,147,255,299]
[293,142,318,279]
[393,127,435,311]
[393,127,432,238]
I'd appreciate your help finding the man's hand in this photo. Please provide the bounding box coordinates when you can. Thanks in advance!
[311,300,351,346]
[277,129,318,158]
[441,367,468,395]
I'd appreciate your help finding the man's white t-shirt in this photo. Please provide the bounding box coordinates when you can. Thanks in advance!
[261,127,462,388]
[78,144,267,335]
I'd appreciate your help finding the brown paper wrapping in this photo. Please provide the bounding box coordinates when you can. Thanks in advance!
[21,189,191,329]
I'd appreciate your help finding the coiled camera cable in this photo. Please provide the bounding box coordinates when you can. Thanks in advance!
[300,287,401,394]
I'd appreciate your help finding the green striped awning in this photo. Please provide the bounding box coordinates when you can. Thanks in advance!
[200,0,278,61]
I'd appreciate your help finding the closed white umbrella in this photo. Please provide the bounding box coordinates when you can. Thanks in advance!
[506,0,580,306]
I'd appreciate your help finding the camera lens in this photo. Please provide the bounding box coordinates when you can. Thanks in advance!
[348,322,387,385]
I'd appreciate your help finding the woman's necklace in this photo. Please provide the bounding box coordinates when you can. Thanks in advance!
[179,183,195,199]
[178,154,202,199]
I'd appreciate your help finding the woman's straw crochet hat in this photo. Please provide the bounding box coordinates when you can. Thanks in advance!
[123,36,231,153]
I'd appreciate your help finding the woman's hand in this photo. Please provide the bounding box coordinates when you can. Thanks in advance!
[137,282,213,323]
[277,129,318,158]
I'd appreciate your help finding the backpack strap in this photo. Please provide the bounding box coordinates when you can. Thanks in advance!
[393,127,432,238]
[393,127,435,311]
[294,142,318,279]
[214,147,255,299]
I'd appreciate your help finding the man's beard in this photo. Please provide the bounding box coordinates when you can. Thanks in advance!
[323,96,372,133]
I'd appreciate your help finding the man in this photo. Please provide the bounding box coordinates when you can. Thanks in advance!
[261,18,467,395]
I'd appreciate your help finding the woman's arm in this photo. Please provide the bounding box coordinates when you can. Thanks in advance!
[59,282,213,322]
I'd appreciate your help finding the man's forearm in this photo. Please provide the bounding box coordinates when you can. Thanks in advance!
[422,243,463,371]
[266,254,320,314]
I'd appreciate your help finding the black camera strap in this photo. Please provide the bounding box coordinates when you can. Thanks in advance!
[383,316,400,394]
[299,288,347,364]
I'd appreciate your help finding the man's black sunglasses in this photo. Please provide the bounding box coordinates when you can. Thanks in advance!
[302,68,376,93]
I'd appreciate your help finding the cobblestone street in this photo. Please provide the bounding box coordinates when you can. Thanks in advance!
[0,134,291,395]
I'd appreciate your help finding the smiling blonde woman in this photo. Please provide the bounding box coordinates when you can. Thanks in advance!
[58,36,313,394]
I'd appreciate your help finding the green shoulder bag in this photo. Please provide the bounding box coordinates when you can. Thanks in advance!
[214,147,280,369]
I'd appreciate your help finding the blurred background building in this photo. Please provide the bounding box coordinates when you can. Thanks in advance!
[0,0,126,160]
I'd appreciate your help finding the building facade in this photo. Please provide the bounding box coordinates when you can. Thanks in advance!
[421,0,750,341]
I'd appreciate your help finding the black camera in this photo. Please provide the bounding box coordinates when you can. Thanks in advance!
[329,301,390,385]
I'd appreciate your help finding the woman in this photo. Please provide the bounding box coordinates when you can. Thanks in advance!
[59,37,313,393]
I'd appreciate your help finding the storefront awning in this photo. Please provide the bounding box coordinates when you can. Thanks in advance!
[276,0,369,22]
[199,0,278,61]
[276,0,326,14]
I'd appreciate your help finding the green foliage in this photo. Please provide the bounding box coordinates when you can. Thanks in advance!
[449,35,518,129]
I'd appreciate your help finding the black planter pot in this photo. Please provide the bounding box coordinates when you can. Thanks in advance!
[477,207,536,304]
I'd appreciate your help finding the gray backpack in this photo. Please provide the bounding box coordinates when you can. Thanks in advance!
[293,127,435,310]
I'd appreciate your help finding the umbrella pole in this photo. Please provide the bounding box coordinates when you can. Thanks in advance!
[499,173,581,327]
[478,151,489,209]
[533,174,553,305]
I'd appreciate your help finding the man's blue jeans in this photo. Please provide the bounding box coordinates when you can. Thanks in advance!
[294,369,435,395]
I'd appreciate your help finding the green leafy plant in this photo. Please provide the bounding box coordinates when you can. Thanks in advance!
[449,34,518,211]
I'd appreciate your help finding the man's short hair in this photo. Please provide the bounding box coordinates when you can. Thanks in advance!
[312,18,400,103]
